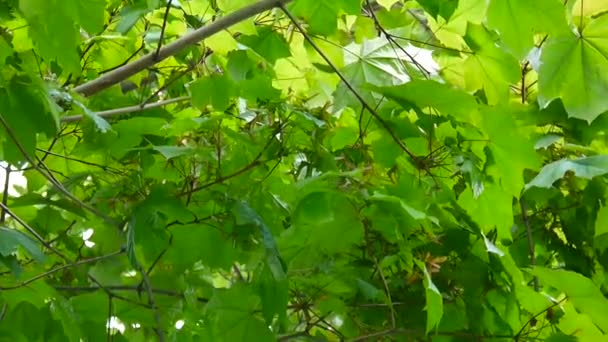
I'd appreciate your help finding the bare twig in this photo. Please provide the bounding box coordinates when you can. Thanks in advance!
[365,0,430,77]
[520,198,538,291]
[74,0,292,96]
[0,202,67,259]
[106,295,113,342]
[349,328,514,342]
[179,119,287,196]
[53,284,210,303]
[139,268,165,342]
[155,0,174,60]
[514,297,566,341]
[35,148,122,173]
[277,331,310,341]
[0,303,6,321]
[0,115,119,227]
[374,258,396,328]
[61,96,190,123]
[1,165,10,223]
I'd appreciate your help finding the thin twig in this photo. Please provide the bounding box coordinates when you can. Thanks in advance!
[279,4,418,163]
[155,0,174,60]
[349,328,515,342]
[514,297,566,341]
[520,198,538,291]
[277,331,310,341]
[35,148,122,173]
[179,119,288,196]
[365,0,430,77]
[106,295,113,342]
[0,203,139,309]
[0,303,6,321]
[0,115,119,227]
[374,257,396,328]
[1,165,10,223]
[53,284,210,303]
[139,267,165,342]
[0,250,124,290]
[0,202,67,259]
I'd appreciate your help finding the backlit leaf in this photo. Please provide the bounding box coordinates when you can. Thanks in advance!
[525,155,608,190]
[537,14,608,122]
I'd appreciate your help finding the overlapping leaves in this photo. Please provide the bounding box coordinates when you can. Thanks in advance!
[0,0,608,341]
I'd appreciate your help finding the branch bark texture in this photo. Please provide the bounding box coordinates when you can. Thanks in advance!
[74,0,292,97]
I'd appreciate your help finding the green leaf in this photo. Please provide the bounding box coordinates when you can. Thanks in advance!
[73,100,112,133]
[335,37,414,109]
[0,227,45,263]
[256,265,288,324]
[166,224,236,270]
[19,0,81,73]
[217,0,256,12]
[206,285,274,342]
[482,233,505,257]
[481,105,541,196]
[291,191,364,253]
[49,297,81,342]
[239,27,291,64]
[189,74,236,110]
[463,24,520,104]
[417,0,459,20]
[233,201,286,281]
[537,14,608,122]
[525,155,608,190]
[10,193,87,217]
[594,205,608,253]
[0,75,59,163]
[369,192,436,222]
[458,184,513,241]
[545,333,578,342]
[152,145,194,160]
[71,0,106,34]
[534,134,562,150]
[487,0,568,59]
[239,75,281,102]
[0,37,12,67]
[416,261,443,333]
[371,79,478,122]
[289,0,360,35]
[530,267,608,332]
[356,278,382,300]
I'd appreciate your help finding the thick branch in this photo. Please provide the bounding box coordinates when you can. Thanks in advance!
[74,0,292,97]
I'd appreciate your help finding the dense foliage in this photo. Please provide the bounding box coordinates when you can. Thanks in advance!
[1,0,608,340]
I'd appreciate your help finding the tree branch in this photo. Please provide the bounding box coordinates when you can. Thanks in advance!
[0,115,119,227]
[60,96,190,123]
[74,0,292,97]
[140,266,165,342]
[0,250,124,290]
[279,4,418,163]
[1,165,10,223]
[520,198,538,291]
[53,284,210,303]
